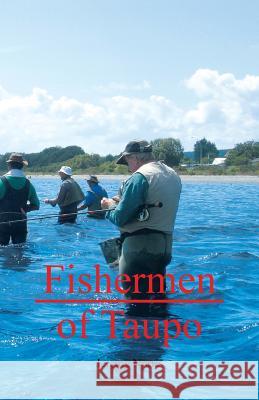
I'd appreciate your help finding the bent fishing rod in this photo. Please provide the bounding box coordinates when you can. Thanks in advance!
[0,202,163,226]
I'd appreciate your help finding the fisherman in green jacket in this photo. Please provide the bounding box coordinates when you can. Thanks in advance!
[0,153,40,245]
[44,166,84,224]
[101,140,182,303]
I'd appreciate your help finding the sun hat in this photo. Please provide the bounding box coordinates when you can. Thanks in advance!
[6,153,28,166]
[86,175,99,184]
[58,166,72,176]
[116,140,152,165]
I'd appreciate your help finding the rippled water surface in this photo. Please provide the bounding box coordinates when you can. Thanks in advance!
[0,178,258,362]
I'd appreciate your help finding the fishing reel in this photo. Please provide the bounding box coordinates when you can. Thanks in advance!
[136,202,163,222]
[137,208,150,222]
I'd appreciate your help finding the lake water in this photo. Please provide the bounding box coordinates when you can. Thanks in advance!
[0,178,258,362]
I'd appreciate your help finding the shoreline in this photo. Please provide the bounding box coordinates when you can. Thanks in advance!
[28,174,259,184]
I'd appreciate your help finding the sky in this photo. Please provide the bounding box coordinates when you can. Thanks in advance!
[0,0,259,155]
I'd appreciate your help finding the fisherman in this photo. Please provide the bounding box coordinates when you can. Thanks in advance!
[78,175,108,219]
[0,153,40,245]
[44,166,84,224]
[101,140,182,301]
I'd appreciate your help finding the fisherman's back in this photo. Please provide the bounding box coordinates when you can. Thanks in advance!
[0,171,39,245]
[57,178,84,208]
[86,183,108,219]
[120,161,182,234]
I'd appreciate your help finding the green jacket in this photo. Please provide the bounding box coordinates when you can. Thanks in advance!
[0,175,40,210]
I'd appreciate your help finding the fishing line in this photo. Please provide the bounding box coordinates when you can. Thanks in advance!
[0,202,162,228]
[0,208,116,226]
[0,202,164,267]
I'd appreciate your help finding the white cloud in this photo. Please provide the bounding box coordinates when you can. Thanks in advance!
[0,70,259,155]
[183,69,259,149]
[0,85,10,100]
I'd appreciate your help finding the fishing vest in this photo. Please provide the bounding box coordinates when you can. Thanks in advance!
[59,178,85,208]
[120,161,182,234]
[0,177,30,214]
[88,189,105,219]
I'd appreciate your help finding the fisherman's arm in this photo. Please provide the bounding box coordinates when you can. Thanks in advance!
[45,182,67,207]
[77,191,94,211]
[77,203,87,211]
[24,183,40,212]
[0,179,5,201]
[104,173,149,227]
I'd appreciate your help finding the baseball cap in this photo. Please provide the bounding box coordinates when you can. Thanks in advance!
[116,140,152,165]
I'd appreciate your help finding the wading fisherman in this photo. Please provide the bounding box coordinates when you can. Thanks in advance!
[0,153,40,245]
[101,140,182,303]
[78,175,108,219]
[44,166,84,224]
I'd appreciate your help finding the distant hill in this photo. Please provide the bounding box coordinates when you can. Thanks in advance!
[0,146,85,171]
[2,145,253,176]
[0,146,124,175]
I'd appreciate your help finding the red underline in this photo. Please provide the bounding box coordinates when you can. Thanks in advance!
[35,298,224,304]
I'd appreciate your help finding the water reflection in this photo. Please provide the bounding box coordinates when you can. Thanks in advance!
[0,244,33,271]
[100,305,182,361]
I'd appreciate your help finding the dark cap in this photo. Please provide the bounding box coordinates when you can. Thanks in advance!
[86,175,99,184]
[116,140,152,165]
[6,153,28,166]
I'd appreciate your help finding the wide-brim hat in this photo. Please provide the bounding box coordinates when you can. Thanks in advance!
[6,153,28,166]
[116,140,152,165]
[86,175,99,184]
[58,166,72,176]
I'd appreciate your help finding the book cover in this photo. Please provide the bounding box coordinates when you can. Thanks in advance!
[0,1,258,399]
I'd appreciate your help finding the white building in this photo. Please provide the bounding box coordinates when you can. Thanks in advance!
[212,157,226,166]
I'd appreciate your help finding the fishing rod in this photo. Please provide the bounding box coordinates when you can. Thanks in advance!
[0,208,115,226]
[136,201,163,222]
[0,202,163,226]
[3,208,112,219]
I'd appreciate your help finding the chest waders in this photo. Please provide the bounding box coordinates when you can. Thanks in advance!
[58,202,78,224]
[58,179,84,224]
[0,177,30,245]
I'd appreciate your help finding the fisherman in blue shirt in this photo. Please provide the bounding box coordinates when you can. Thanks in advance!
[78,175,108,219]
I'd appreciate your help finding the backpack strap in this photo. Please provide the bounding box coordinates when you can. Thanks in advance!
[1,176,10,189]
[24,178,30,197]
[1,176,30,198]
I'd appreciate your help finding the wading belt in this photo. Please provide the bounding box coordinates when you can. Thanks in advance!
[120,228,167,244]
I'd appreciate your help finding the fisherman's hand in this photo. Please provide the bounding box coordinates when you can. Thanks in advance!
[44,199,56,206]
[20,208,26,216]
[101,197,116,209]
[24,204,39,212]
[112,195,120,203]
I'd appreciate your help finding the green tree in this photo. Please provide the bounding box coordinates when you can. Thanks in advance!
[22,146,85,167]
[226,141,259,166]
[194,138,218,163]
[105,154,115,162]
[151,138,184,166]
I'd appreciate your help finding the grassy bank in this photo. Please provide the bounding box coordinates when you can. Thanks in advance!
[1,163,258,177]
[177,165,259,176]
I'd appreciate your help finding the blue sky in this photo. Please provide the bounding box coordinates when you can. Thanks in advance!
[0,0,259,154]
